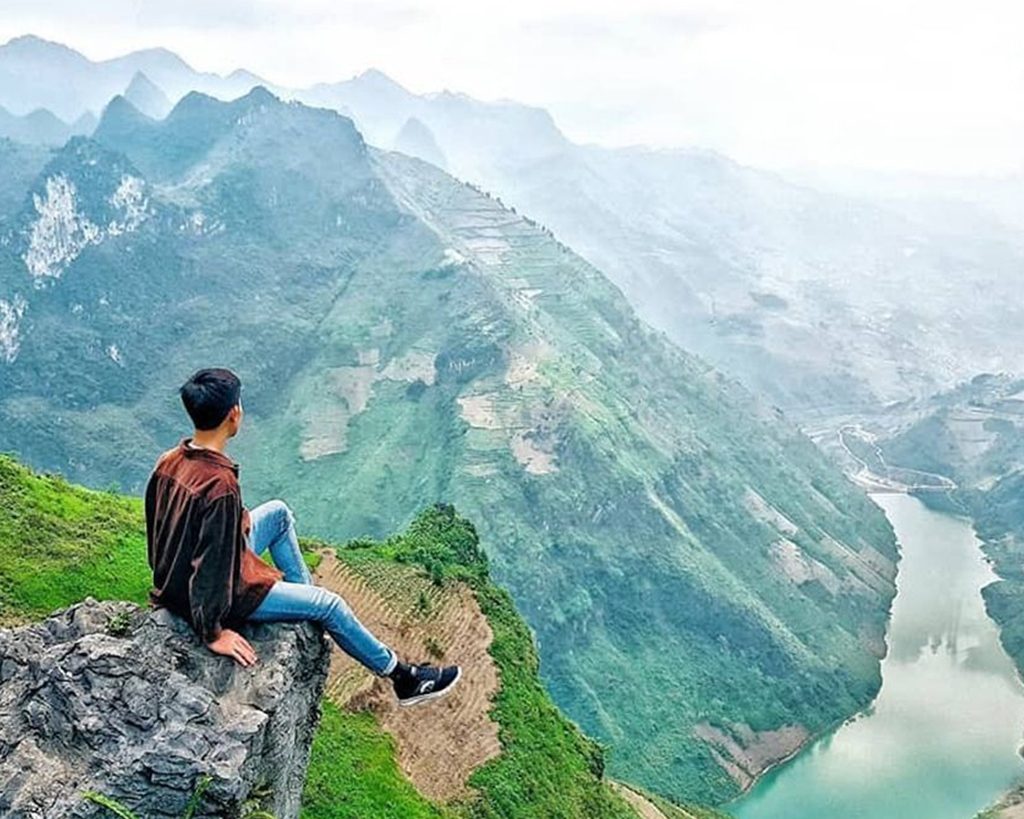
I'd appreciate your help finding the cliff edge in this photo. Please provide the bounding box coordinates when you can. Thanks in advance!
[0,597,331,819]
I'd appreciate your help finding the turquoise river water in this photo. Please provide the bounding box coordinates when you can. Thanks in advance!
[734,493,1024,819]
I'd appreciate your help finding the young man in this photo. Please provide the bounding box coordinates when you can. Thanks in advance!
[145,367,461,707]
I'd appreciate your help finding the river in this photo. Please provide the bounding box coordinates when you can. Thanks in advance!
[734,494,1024,819]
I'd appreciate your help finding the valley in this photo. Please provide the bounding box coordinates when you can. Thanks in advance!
[287,71,1024,418]
[0,85,901,806]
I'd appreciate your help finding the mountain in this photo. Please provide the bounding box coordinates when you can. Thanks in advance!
[0,90,897,804]
[0,104,90,145]
[0,34,269,122]
[394,116,448,170]
[0,454,734,818]
[122,70,172,120]
[291,72,1024,418]
[0,137,50,221]
[8,35,1020,418]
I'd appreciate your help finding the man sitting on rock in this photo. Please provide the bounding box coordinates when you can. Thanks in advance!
[145,367,461,707]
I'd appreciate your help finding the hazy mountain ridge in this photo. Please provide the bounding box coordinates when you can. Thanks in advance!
[123,70,173,120]
[288,70,1024,417]
[6,35,1022,418]
[0,90,897,804]
[0,103,92,146]
[0,34,266,121]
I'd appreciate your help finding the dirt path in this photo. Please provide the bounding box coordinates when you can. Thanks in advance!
[611,783,672,819]
[313,551,502,801]
[611,782,701,819]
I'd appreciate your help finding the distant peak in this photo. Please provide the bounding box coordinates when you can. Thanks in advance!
[71,110,98,134]
[22,108,65,124]
[238,85,280,105]
[0,33,85,58]
[227,68,265,83]
[104,94,142,115]
[163,86,279,126]
[95,94,152,134]
[126,71,158,91]
[122,71,172,120]
[120,45,191,68]
[356,68,407,91]
[3,33,54,48]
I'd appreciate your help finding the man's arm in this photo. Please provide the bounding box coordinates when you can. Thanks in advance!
[190,493,257,666]
[144,469,160,571]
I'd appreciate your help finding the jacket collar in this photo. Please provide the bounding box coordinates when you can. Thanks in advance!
[179,437,240,475]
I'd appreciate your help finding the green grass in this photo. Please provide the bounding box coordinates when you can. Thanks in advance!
[0,454,150,622]
[301,704,449,819]
[616,785,733,819]
[0,451,327,626]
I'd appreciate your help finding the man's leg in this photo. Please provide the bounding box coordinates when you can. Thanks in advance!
[247,500,462,704]
[250,580,398,676]
[248,499,313,585]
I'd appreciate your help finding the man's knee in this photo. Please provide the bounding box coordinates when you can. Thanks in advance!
[312,587,352,621]
[265,499,295,532]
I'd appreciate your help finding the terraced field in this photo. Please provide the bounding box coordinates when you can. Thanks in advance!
[314,551,502,801]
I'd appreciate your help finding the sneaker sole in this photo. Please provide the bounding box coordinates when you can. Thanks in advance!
[398,666,463,707]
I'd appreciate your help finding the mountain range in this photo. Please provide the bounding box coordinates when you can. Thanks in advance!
[290,74,1024,418]
[5,34,1022,421]
[0,34,262,121]
[0,85,899,805]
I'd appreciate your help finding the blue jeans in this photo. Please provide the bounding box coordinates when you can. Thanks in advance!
[247,500,397,676]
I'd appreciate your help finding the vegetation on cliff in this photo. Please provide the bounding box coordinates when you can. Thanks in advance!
[0,453,729,818]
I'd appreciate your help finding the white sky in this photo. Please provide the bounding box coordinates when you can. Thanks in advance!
[1,0,1023,175]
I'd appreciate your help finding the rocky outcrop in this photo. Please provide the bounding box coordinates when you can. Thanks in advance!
[0,598,331,819]
[693,722,810,792]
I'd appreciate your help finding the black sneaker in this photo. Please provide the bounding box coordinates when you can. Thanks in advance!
[393,663,462,707]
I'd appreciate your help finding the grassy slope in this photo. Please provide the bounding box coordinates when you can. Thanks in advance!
[0,454,149,621]
[0,454,729,818]
[302,505,643,819]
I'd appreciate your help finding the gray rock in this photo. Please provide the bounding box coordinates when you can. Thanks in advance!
[0,598,331,819]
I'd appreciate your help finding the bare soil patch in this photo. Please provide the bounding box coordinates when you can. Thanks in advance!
[694,721,809,791]
[314,552,502,802]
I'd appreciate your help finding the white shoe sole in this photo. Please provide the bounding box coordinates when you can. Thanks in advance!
[398,666,463,707]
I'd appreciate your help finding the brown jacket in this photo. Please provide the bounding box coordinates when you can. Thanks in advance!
[144,439,281,641]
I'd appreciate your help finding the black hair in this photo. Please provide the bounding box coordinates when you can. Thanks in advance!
[179,368,242,430]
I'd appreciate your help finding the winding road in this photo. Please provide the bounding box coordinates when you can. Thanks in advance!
[838,424,958,493]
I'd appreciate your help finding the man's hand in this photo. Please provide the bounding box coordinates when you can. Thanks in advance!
[207,628,258,667]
